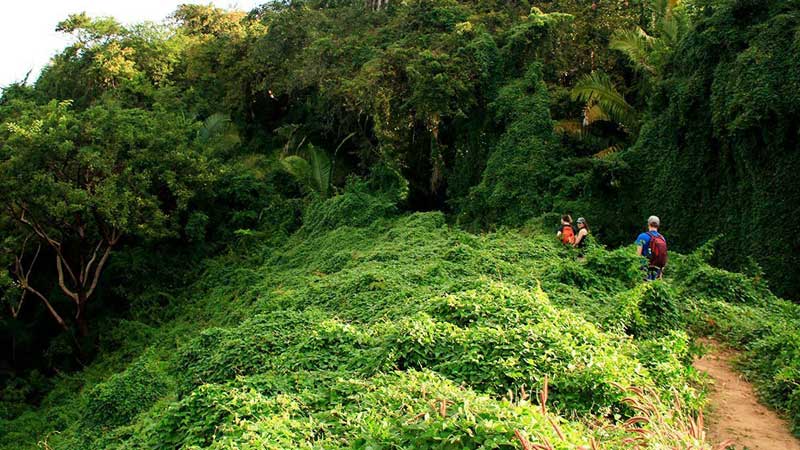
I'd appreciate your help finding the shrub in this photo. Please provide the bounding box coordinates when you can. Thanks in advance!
[301,191,397,234]
[84,358,170,428]
[584,246,642,287]
[176,310,388,394]
[3,211,751,448]
[627,281,683,337]
[144,370,588,450]
[739,323,800,432]
[682,265,766,305]
[636,331,699,405]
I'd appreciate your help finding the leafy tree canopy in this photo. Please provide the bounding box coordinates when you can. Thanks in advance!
[0,98,213,336]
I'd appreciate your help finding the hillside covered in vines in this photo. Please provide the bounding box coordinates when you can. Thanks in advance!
[1,0,799,448]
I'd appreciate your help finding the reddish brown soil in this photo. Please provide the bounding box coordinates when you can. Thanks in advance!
[693,342,800,450]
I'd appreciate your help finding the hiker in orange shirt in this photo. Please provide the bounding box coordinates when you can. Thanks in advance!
[557,215,575,245]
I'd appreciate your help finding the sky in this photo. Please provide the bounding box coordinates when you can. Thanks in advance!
[0,0,263,89]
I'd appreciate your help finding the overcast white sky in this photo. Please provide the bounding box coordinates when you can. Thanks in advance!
[0,0,263,89]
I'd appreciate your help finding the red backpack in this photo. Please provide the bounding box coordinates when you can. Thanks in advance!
[561,225,575,245]
[648,232,668,268]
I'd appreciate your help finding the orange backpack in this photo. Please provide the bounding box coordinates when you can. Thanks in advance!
[561,225,575,245]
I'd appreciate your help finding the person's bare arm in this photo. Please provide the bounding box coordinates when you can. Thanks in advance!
[573,229,587,247]
[636,245,643,256]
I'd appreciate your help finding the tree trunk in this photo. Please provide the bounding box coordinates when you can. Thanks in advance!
[75,295,89,338]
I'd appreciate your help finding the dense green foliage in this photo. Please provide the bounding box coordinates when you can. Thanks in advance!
[0,201,707,448]
[3,196,800,448]
[457,64,557,227]
[1,0,800,447]
[0,98,216,338]
[618,0,800,298]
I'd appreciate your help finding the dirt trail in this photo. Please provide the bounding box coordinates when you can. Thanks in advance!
[693,341,800,450]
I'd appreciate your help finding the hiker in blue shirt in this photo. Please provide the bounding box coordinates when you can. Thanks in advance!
[635,215,668,281]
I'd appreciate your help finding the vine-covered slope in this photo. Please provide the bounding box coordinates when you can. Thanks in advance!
[2,194,797,449]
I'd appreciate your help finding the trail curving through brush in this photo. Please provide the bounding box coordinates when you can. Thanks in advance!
[693,340,800,450]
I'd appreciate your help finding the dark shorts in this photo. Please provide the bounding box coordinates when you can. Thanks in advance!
[644,266,663,281]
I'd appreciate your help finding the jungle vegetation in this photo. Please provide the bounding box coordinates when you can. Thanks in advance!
[0,0,798,448]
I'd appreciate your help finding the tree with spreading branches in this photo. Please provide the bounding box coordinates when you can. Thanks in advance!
[0,99,211,338]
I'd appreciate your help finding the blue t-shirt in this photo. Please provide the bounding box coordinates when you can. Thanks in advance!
[635,231,665,258]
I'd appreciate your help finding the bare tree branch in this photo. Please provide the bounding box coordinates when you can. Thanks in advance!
[5,201,123,336]
[10,290,26,319]
[10,241,68,331]
[85,230,120,300]
[24,284,69,332]
[15,205,81,287]
[55,254,80,303]
[8,236,40,319]
[82,239,104,286]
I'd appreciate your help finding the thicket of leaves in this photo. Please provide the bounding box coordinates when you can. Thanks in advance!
[1,0,800,448]
[0,195,743,449]
[618,0,800,299]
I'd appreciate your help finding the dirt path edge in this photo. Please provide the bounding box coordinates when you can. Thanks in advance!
[693,339,800,450]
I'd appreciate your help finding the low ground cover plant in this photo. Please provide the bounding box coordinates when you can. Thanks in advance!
[4,194,793,449]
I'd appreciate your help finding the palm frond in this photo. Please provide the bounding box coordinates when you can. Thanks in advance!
[554,119,583,136]
[658,8,689,47]
[280,145,333,198]
[199,113,227,138]
[307,144,332,198]
[197,113,240,148]
[280,155,312,185]
[583,103,610,126]
[610,28,656,75]
[653,0,670,17]
[594,145,622,159]
[571,71,637,127]
[275,123,304,153]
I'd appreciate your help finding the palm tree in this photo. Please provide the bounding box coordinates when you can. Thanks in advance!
[281,144,333,198]
[279,129,356,199]
[609,0,689,79]
[196,113,241,154]
[609,27,657,75]
[571,71,637,131]
[562,0,689,153]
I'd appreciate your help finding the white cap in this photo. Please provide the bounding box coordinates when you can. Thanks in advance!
[648,215,660,227]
